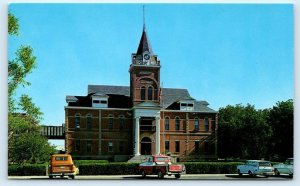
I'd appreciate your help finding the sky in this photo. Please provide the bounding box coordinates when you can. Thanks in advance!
[8,3,293,128]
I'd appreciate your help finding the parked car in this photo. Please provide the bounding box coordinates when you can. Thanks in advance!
[273,158,293,177]
[138,155,186,179]
[237,160,274,177]
[48,154,79,179]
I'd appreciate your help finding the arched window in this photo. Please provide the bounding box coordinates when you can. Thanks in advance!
[75,114,81,129]
[86,114,92,130]
[204,118,209,132]
[194,118,199,131]
[108,115,114,129]
[175,117,180,131]
[148,86,153,100]
[165,117,170,131]
[141,86,146,100]
[154,88,158,100]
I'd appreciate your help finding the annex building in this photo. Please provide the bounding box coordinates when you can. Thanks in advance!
[65,24,218,162]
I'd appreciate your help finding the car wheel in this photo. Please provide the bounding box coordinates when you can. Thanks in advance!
[248,171,255,177]
[274,169,280,176]
[69,175,75,179]
[49,176,53,179]
[157,170,164,179]
[141,170,146,178]
[175,174,181,179]
[238,169,242,176]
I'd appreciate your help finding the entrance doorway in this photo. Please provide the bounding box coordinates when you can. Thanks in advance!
[141,137,152,155]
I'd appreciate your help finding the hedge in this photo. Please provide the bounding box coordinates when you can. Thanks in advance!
[78,162,244,175]
[8,162,245,176]
[79,163,140,175]
[8,164,47,176]
[183,162,243,174]
[73,160,108,167]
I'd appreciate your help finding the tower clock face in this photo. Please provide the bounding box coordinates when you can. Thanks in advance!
[143,54,150,60]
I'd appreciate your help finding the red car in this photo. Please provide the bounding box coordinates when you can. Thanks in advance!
[138,155,186,179]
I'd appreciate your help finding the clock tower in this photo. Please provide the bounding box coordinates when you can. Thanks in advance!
[129,25,161,106]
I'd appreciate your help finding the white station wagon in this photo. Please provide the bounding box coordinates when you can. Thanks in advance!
[237,160,274,177]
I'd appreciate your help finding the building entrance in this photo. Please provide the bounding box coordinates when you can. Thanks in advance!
[141,137,152,155]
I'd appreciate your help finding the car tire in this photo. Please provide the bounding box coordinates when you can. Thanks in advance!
[238,169,242,176]
[49,176,53,179]
[248,170,255,177]
[141,170,146,178]
[175,174,181,179]
[69,175,75,179]
[157,170,164,179]
[274,169,280,176]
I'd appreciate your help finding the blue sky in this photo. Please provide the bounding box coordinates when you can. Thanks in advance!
[8,3,293,128]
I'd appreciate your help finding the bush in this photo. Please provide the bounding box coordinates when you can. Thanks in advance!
[73,160,108,167]
[8,164,47,176]
[183,162,243,174]
[79,163,139,175]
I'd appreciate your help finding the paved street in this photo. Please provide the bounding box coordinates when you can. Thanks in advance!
[8,174,292,180]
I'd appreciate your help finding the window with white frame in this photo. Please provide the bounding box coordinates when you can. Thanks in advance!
[75,114,80,129]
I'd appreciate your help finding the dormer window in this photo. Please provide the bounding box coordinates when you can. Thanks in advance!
[180,101,194,111]
[92,93,109,108]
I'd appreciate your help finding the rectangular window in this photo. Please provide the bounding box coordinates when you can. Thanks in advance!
[93,100,100,103]
[75,140,80,152]
[188,104,193,107]
[108,117,113,129]
[119,118,125,130]
[55,156,68,161]
[175,118,180,130]
[108,142,113,152]
[205,118,209,132]
[165,141,170,152]
[86,141,92,153]
[165,118,169,130]
[75,115,80,128]
[87,116,92,129]
[175,141,180,153]
[100,100,107,104]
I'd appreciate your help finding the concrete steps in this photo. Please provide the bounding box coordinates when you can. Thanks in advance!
[127,155,151,163]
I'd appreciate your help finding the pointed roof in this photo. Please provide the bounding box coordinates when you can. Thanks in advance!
[136,27,153,55]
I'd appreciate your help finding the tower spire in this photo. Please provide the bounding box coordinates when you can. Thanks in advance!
[143,5,146,31]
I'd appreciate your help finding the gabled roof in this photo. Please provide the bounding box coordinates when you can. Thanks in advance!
[88,85,130,96]
[68,85,217,113]
[136,27,153,55]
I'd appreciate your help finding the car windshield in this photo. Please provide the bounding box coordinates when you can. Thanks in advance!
[259,162,271,166]
[55,156,68,161]
[156,157,169,162]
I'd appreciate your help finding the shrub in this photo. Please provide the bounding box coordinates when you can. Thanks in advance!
[73,160,108,167]
[79,163,139,175]
[183,162,243,174]
[8,164,47,176]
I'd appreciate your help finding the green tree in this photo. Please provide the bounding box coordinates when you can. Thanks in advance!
[8,12,55,164]
[218,104,272,160]
[267,99,293,161]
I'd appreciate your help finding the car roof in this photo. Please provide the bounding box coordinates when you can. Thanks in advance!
[246,160,270,162]
[51,154,71,157]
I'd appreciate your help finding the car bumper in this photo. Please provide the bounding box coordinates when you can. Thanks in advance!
[257,171,275,176]
[48,172,77,176]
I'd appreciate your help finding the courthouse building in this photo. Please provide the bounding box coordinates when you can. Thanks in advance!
[65,25,218,162]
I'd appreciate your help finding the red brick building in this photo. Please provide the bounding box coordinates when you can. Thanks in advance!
[65,25,218,162]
